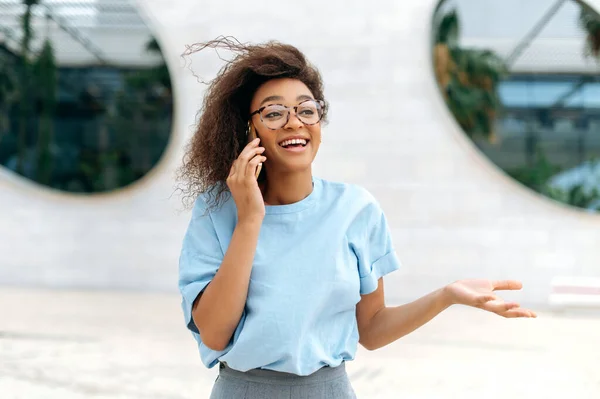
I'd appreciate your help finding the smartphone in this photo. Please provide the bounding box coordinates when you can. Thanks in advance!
[248,123,262,179]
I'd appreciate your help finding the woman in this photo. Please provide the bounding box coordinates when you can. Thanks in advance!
[177,38,536,398]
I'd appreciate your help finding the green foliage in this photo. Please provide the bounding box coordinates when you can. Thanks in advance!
[34,40,57,108]
[578,4,600,58]
[432,5,600,213]
[507,150,600,211]
[16,0,39,175]
[506,149,562,193]
[82,36,172,192]
[0,58,16,104]
[1,5,173,194]
[447,49,506,136]
[540,182,600,211]
[432,8,507,141]
[0,54,17,136]
[33,39,57,185]
[434,9,459,46]
[545,184,600,211]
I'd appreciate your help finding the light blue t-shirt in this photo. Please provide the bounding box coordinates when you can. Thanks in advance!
[178,177,401,376]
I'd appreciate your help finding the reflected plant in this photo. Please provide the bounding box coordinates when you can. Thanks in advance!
[144,37,172,90]
[432,8,507,142]
[579,3,600,59]
[543,183,600,211]
[16,0,40,175]
[101,36,173,191]
[0,54,17,143]
[506,148,562,193]
[0,3,172,194]
[507,148,600,212]
[33,38,57,185]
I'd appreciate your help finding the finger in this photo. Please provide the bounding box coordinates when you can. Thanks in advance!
[246,137,260,147]
[235,149,265,183]
[492,280,523,291]
[238,146,266,166]
[255,162,262,179]
[245,157,264,182]
[235,138,261,167]
[521,309,537,318]
[498,308,536,318]
[475,294,497,306]
[228,160,238,178]
[481,299,520,313]
[239,138,262,158]
[246,155,267,178]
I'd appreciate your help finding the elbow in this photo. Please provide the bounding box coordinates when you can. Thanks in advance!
[199,330,230,352]
[358,336,379,351]
[192,312,230,352]
[202,337,229,352]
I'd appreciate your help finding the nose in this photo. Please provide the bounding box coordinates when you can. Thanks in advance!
[282,109,304,130]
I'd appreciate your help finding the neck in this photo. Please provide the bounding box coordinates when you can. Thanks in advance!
[262,168,313,206]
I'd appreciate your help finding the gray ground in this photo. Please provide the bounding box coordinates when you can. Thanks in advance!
[1,288,599,399]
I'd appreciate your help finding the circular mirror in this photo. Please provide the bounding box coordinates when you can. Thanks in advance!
[0,0,173,194]
[432,0,600,213]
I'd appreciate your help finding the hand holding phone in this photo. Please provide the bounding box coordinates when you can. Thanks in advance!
[247,123,262,179]
[227,136,266,221]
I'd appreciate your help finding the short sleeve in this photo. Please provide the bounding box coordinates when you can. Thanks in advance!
[354,199,402,295]
[178,197,224,334]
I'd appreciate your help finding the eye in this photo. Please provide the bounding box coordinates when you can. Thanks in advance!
[262,105,286,119]
[264,111,284,119]
[299,108,315,116]
[298,104,318,117]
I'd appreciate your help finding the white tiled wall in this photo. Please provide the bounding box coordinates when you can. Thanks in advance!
[1,0,598,306]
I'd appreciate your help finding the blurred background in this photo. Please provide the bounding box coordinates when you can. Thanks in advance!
[433,0,600,212]
[0,0,172,193]
[0,0,599,398]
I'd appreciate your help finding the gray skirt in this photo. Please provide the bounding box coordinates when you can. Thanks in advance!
[210,362,357,399]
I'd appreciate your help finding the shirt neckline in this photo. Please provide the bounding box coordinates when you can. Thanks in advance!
[264,177,320,215]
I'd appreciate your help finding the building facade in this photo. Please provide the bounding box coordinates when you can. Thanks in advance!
[0,0,599,307]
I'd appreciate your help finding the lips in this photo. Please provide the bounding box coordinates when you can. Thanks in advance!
[279,138,308,148]
[277,135,310,154]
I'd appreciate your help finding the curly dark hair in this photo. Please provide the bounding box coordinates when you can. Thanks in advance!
[176,36,328,210]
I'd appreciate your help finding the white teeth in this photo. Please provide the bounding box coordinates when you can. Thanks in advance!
[280,138,307,147]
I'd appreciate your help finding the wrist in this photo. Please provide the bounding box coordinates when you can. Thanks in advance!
[439,285,455,308]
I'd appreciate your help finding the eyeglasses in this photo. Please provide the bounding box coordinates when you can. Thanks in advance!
[249,99,325,130]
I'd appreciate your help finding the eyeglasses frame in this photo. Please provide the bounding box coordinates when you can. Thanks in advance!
[249,99,325,131]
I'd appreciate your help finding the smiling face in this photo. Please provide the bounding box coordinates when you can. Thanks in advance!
[249,78,322,175]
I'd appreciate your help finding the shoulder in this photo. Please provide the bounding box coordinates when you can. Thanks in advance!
[317,177,380,208]
[315,177,383,223]
[191,186,235,221]
[184,188,236,244]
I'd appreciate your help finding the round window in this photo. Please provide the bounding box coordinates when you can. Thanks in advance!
[432,0,600,212]
[0,0,173,193]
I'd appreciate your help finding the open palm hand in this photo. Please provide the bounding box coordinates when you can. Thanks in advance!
[445,279,537,318]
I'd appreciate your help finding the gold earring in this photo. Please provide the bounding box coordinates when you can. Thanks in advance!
[247,121,258,142]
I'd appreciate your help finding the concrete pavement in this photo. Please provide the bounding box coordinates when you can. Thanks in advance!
[1,287,599,399]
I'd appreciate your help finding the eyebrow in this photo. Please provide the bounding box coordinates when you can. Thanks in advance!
[259,94,314,107]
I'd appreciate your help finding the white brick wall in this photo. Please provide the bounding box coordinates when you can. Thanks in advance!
[0,0,598,307]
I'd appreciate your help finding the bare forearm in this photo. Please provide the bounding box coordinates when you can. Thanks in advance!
[192,219,262,350]
[360,287,451,350]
